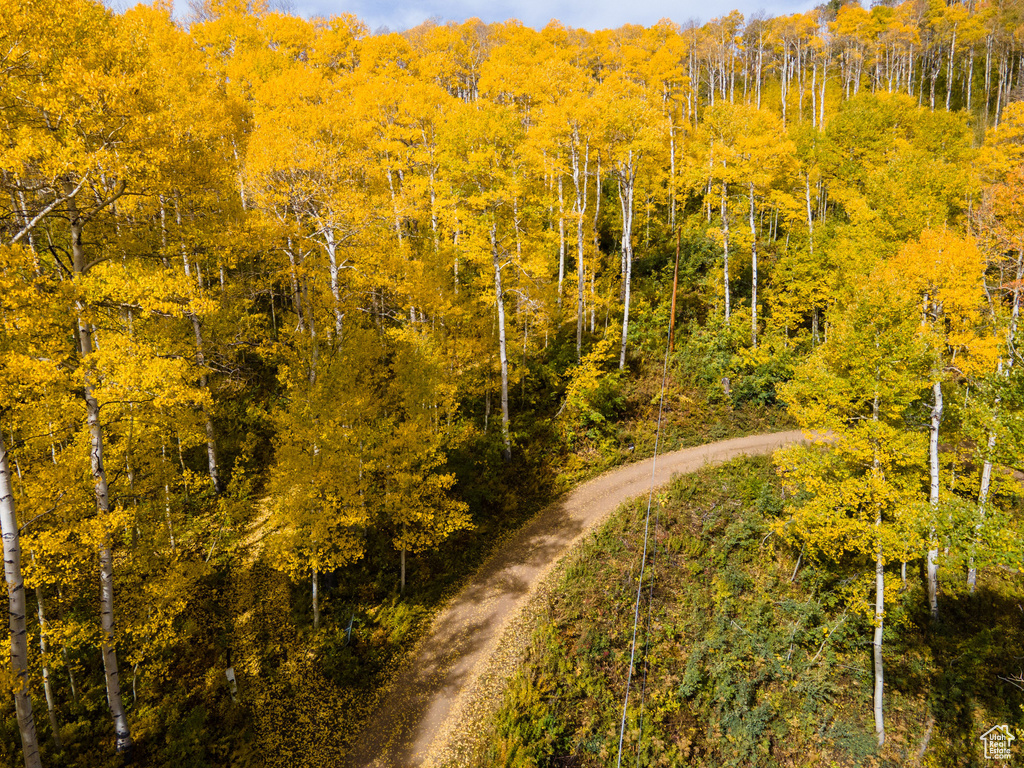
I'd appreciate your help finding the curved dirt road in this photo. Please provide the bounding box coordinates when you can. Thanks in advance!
[346,430,805,767]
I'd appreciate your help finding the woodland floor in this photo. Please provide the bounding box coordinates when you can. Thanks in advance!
[343,430,805,768]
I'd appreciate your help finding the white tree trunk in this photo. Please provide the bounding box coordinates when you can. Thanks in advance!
[0,430,43,768]
[811,60,817,128]
[69,193,133,753]
[324,227,344,338]
[872,391,885,747]
[386,165,403,246]
[721,179,731,323]
[970,251,1023,589]
[557,175,565,305]
[819,58,827,129]
[491,225,511,461]
[749,183,758,348]
[873,528,885,747]
[756,38,763,109]
[966,46,974,110]
[312,569,320,629]
[668,123,676,227]
[162,443,177,554]
[33,573,62,750]
[946,25,957,111]
[572,136,590,360]
[927,378,943,619]
[969,428,996,592]
[618,153,635,370]
[804,172,814,254]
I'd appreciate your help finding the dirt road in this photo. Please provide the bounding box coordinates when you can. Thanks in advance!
[345,430,805,767]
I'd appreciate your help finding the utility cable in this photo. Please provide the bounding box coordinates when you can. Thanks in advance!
[634,468,663,767]
[615,317,673,768]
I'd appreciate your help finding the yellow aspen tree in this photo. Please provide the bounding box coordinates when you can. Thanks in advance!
[268,338,377,624]
[439,100,532,460]
[0,0,213,750]
[831,4,876,99]
[888,229,997,618]
[732,105,795,348]
[0,429,42,768]
[597,74,663,369]
[0,248,46,768]
[776,266,929,748]
[969,103,1024,590]
[366,329,470,592]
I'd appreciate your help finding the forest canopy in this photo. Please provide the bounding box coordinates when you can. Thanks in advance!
[0,0,1023,764]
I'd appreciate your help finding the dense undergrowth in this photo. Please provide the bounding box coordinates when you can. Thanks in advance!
[466,457,1024,767]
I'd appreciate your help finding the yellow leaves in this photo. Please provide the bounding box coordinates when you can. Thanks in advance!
[832,3,877,48]
[561,334,616,416]
[268,323,470,576]
[688,101,795,206]
[888,229,999,378]
[988,103,1024,164]
[81,261,199,319]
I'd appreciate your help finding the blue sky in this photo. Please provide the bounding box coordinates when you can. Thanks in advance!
[162,0,820,33]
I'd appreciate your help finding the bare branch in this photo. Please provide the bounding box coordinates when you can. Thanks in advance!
[10,176,88,245]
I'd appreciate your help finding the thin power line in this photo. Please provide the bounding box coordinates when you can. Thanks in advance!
[634,465,662,767]
[615,316,673,768]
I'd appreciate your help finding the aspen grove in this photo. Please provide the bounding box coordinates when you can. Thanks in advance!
[0,0,1023,764]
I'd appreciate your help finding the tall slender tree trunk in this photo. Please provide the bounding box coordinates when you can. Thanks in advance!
[33,571,62,750]
[324,227,344,338]
[804,172,818,338]
[386,165,403,246]
[721,179,731,324]
[0,429,42,768]
[779,51,786,122]
[930,51,938,110]
[927,378,943,619]
[995,53,1005,127]
[873,516,886,747]
[285,239,305,333]
[593,155,602,252]
[490,225,511,461]
[970,251,1023,589]
[618,154,635,370]
[946,25,957,111]
[969,427,997,593]
[557,175,566,305]
[811,60,817,128]
[966,46,974,110]
[749,183,758,348]
[669,228,681,352]
[68,191,132,753]
[161,443,177,554]
[985,36,993,123]
[312,569,320,629]
[819,58,827,129]
[572,136,590,360]
[453,209,461,293]
[668,122,677,228]
[871,390,885,747]
[804,172,815,254]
